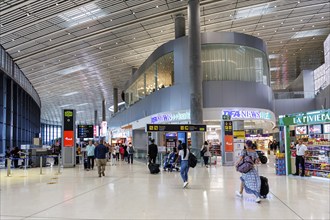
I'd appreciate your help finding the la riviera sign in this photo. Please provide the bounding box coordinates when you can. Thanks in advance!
[279,109,330,126]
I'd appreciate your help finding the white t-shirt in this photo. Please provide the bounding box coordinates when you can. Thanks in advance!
[296,144,308,156]
[179,149,189,160]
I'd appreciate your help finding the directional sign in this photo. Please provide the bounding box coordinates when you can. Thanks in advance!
[146,124,207,132]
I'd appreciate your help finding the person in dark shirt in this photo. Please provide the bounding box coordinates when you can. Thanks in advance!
[94,140,109,177]
[11,147,21,168]
[148,139,158,164]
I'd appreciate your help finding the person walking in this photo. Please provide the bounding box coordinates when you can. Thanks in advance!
[94,140,109,177]
[235,140,261,203]
[114,144,120,161]
[86,140,95,170]
[148,139,158,164]
[201,141,212,168]
[175,143,189,188]
[127,142,135,164]
[293,139,308,177]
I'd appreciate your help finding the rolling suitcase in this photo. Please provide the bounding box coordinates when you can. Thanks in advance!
[260,176,269,198]
[148,163,160,174]
[84,158,88,170]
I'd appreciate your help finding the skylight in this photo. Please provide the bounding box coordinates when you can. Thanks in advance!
[234,4,273,20]
[57,65,87,75]
[58,3,106,27]
[291,28,329,39]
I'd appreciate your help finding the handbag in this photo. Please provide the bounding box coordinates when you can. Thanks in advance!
[236,150,254,173]
[188,152,197,168]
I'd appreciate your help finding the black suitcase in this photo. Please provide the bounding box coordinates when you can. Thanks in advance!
[148,163,160,174]
[84,158,88,169]
[260,176,269,198]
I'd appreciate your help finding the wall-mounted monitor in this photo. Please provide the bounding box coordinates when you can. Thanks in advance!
[309,124,322,134]
[295,126,307,135]
[323,124,330,134]
[77,125,94,138]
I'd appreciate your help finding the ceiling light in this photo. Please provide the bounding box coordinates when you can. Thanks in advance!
[58,59,60,62]
[312,37,315,39]
[133,37,135,39]
[297,39,299,41]
[291,28,329,39]
[99,47,102,49]
[257,33,260,35]
[297,1,300,3]
[300,19,303,22]
[110,19,113,21]
[281,22,284,24]
[62,92,79,97]
[116,42,118,44]
[208,19,211,21]
[321,17,324,19]
[27,13,30,16]
[274,6,277,8]
[59,104,71,108]
[269,54,280,59]
[274,30,277,32]
[56,3,58,6]
[68,33,71,35]
[280,41,282,43]
[243,29,245,31]
[270,67,280,71]
[300,48,302,50]
[156,5,159,8]
[132,12,135,15]
[235,5,273,20]
[58,3,105,28]
[87,26,89,29]
[161,30,163,32]
[292,28,294,30]
[0,24,3,27]
[18,50,20,53]
[262,25,265,28]
[77,103,89,106]
[49,39,52,41]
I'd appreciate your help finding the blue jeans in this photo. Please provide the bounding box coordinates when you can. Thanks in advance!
[180,160,189,182]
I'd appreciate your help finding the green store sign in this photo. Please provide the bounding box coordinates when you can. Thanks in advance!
[279,109,330,126]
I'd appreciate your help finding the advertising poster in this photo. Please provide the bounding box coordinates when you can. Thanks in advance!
[225,135,233,152]
[63,110,74,147]
[63,130,74,147]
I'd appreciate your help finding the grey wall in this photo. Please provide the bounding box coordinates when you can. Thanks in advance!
[315,85,330,109]
[203,81,274,111]
[132,129,147,149]
[274,98,316,116]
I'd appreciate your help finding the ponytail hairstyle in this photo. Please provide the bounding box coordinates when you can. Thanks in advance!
[182,143,187,158]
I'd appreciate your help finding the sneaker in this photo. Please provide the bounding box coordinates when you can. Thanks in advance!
[255,197,261,203]
[235,191,243,198]
[98,174,101,177]
[293,173,299,176]
[183,182,189,188]
[102,172,105,176]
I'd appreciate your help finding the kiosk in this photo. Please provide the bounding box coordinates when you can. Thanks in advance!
[279,109,330,178]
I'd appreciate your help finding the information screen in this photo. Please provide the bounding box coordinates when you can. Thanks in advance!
[295,126,307,135]
[78,125,94,138]
[323,124,330,134]
[309,124,322,134]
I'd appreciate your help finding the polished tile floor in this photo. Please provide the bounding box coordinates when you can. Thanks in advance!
[1,156,329,220]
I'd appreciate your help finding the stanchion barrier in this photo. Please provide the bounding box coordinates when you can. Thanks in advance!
[40,157,43,175]
[7,158,11,176]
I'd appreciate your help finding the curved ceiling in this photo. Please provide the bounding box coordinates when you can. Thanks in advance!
[0,0,329,124]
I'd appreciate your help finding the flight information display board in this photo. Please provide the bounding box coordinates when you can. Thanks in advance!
[78,125,94,138]
[146,124,206,132]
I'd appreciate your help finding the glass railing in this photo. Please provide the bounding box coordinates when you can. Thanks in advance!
[274,91,315,99]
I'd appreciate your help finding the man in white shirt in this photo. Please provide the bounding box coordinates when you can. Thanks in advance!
[293,139,308,177]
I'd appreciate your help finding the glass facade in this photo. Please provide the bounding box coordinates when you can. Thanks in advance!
[126,52,174,106]
[41,123,62,145]
[0,45,41,154]
[202,44,270,86]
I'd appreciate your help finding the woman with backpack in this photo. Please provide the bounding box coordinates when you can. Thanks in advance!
[201,141,211,167]
[235,140,261,203]
[175,143,189,188]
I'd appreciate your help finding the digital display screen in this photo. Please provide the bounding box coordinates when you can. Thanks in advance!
[78,125,94,138]
[323,124,330,134]
[309,125,322,134]
[295,126,307,135]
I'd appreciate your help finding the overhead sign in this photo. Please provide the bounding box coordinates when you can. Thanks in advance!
[146,124,206,132]
[222,109,273,120]
[151,111,190,123]
[77,125,93,138]
[279,109,330,126]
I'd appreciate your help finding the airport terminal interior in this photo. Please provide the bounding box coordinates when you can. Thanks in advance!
[0,0,330,219]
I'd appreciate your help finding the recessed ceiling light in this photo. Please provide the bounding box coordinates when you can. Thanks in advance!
[274,30,277,32]
[297,39,299,41]
[297,1,300,3]
[74,54,76,56]
[300,48,302,50]
[280,41,282,43]
[56,3,58,6]
[110,19,113,21]
[87,26,89,29]
[229,14,232,17]
[156,5,159,8]
[12,39,14,41]
[161,30,163,32]
[58,59,61,61]
[49,39,52,41]
[312,25,315,27]
[116,42,118,44]
[262,25,265,28]
[208,19,211,21]
[133,37,135,39]
[321,17,324,19]
[68,32,71,35]
[132,12,135,14]
[99,47,102,49]
[27,13,30,16]
[312,37,315,39]
[0,24,3,27]
[274,6,277,8]
[281,22,284,24]
[292,28,294,30]
[18,50,20,53]
[300,19,303,22]
[257,33,260,35]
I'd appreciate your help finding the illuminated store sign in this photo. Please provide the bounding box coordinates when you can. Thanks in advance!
[222,110,272,120]
[151,111,190,123]
[279,109,330,126]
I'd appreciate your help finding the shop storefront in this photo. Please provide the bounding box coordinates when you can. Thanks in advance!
[279,109,330,178]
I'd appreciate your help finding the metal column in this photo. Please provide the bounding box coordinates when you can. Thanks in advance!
[188,0,203,152]
[113,88,118,113]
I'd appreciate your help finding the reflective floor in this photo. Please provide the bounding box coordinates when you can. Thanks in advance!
[1,156,329,220]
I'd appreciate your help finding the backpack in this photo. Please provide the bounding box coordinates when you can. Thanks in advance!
[128,146,134,154]
[200,146,207,156]
[188,152,197,168]
[236,150,254,173]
